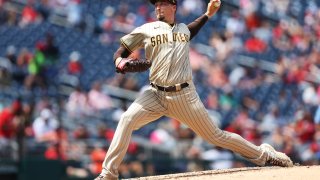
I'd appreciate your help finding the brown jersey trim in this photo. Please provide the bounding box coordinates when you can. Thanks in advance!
[120,39,133,53]
[187,14,208,40]
[113,44,132,62]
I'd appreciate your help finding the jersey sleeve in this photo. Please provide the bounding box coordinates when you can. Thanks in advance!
[120,26,145,53]
[187,14,208,40]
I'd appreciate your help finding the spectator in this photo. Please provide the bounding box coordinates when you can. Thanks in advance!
[14,48,32,84]
[57,51,82,90]
[272,21,293,51]
[1,46,15,85]
[21,101,35,138]
[295,112,316,144]
[285,63,308,84]
[34,96,53,115]
[65,142,89,177]
[266,126,287,152]
[127,161,145,178]
[244,12,261,32]
[237,65,263,90]
[258,106,280,137]
[98,6,115,32]
[0,99,23,139]
[88,81,113,111]
[46,126,69,160]
[228,66,246,87]
[149,123,176,151]
[67,141,87,162]
[38,33,60,64]
[133,5,148,26]
[302,83,319,105]
[44,142,67,160]
[73,124,90,139]
[67,51,82,75]
[99,124,115,141]
[225,109,260,144]
[67,0,83,28]
[97,6,116,43]
[106,74,139,91]
[244,33,267,53]
[206,62,228,88]
[189,47,210,72]
[0,3,8,25]
[111,100,127,122]
[200,146,234,170]
[309,131,320,162]
[19,2,41,27]
[6,8,18,26]
[0,56,12,85]
[239,0,258,17]
[35,0,51,20]
[209,33,233,62]
[219,88,237,111]
[180,0,204,16]
[24,46,47,89]
[34,33,60,83]
[226,10,245,35]
[0,99,23,160]
[89,143,107,175]
[204,90,219,110]
[66,86,92,118]
[254,21,272,43]
[5,45,17,65]
[32,108,59,143]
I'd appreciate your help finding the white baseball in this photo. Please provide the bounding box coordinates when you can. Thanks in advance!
[213,0,221,8]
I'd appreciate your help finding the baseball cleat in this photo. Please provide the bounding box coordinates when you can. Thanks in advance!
[94,174,107,180]
[260,143,294,167]
[94,174,118,180]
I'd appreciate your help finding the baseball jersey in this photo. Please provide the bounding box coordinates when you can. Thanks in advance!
[120,21,192,86]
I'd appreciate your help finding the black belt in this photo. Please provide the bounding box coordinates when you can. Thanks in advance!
[150,82,189,92]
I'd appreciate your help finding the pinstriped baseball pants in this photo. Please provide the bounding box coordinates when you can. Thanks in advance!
[102,81,268,178]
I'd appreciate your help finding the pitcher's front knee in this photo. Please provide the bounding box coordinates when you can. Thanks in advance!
[119,112,140,130]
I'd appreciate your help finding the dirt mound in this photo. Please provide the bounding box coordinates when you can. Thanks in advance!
[129,166,320,180]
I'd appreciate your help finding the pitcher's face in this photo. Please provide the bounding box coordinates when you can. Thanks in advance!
[155,1,176,22]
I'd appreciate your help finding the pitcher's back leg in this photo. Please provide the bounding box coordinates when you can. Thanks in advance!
[168,89,267,166]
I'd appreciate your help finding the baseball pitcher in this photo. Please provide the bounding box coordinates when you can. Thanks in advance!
[95,0,293,179]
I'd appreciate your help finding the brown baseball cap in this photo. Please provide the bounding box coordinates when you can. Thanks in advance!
[150,0,177,5]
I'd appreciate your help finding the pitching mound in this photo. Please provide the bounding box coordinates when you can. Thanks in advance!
[129,165,320,180]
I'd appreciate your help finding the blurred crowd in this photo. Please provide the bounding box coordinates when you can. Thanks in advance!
[1,0,320,179]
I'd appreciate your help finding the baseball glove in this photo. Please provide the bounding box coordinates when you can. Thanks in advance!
[115,58,151,74]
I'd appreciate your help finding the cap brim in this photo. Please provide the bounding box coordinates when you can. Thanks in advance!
[150,0,176,5]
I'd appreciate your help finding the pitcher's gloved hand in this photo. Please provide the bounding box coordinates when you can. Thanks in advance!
[115,58,151,74]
